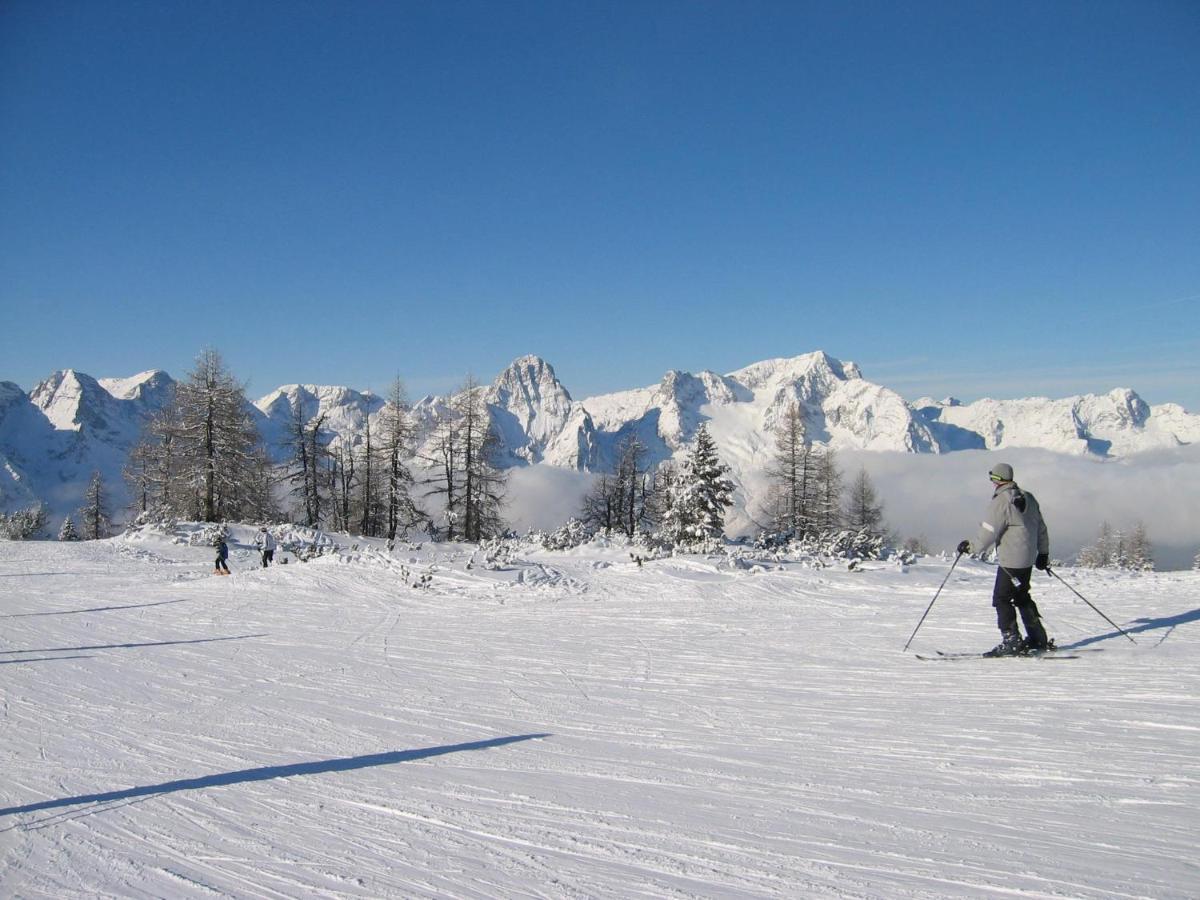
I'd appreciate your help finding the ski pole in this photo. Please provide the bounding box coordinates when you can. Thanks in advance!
[903,551,963,652]
[1046,567,1137,644]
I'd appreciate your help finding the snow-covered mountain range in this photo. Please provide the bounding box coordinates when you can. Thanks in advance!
[2,351,1197,529]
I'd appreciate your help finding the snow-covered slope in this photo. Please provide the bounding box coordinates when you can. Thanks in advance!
[1,533,1197,897]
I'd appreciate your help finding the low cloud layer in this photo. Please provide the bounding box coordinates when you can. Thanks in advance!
[499,447,1200,570]
[842,446,1200,570]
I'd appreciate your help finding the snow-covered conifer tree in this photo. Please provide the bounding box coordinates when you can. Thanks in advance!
[660,424,734,547]
[58,515,80,542]
[0,505,48,540]
[582,436,653,537]
[813,447,843,534]
[1126,521,1154,572]
[456,375,506,542]
[1078,521,1115,568]
[581,473,618,533]
[376,378,421,540]
[1111,529,1129,570]
[423,376,505,542]
[78,470,111,540]
[766,403,818,537]
[286,405,330,527]
[125,402,183,520]
[844,466,885,536]
[168,348,270,522]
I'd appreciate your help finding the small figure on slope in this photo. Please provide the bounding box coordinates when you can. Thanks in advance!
[957,462,1051,656]
[214,536,231,576]
[255,526,277,568]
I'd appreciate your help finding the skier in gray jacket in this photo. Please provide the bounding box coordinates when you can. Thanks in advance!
[957,462,1052,655]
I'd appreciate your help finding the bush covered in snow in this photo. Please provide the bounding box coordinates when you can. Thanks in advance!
[537,517,594,551]
[188,523,230,547]
[754,525,891,563]
[0,504,48,540]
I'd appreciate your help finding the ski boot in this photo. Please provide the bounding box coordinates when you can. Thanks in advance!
[984,629,1024,657]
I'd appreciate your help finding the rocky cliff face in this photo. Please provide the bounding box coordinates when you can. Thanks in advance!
[485,356,578,465]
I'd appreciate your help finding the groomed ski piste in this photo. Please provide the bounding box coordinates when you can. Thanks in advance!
[2,525,1197,899]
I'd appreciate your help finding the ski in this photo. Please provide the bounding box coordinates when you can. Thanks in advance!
[915,653,1080,661]
[915,649,1085,661]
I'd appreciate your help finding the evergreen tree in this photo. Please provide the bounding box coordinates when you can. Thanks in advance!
[377,378,421,540]
[581,435,653,537]
[844,466,885,536]
[176,349,267,522]
[1078,521,1115,568]
[286,404,330,527]
[78,470,111,540]
[129,348,270,523]
[813,446,843,534]
[581,473,619,533]
[356,416,385,537]
[660,424,734,546]
[422,376,505,542]
[1192,549,1200,571]
[58,515,80,541]
[1126,521,1154,572]
[125,402,183,520]
[0,504,48,540]
[1111,528,1129,570]
[329,439,356,533]
[766,403,818,537]
[455,375,506,542]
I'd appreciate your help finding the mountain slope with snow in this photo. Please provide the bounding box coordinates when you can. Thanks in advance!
[2,352,1198,536]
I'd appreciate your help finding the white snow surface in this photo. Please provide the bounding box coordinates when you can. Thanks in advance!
[2,529,1197,898]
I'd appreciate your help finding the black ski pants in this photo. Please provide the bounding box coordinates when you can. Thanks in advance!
[992,566,1042,637]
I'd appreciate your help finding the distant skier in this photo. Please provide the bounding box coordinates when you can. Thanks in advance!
[254,527,276,568]
[214,537,231,576]
[957,463,1051,655]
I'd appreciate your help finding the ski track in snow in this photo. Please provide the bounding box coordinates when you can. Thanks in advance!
[1,535,1198,898]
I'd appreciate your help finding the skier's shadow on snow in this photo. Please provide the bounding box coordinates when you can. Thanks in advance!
[0,597,193,618]
[1059,607,1200,649]
[0,655,93,665]
[0,734,552,819]
[0,634,266,655]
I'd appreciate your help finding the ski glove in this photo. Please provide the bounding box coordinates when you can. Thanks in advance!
[956,540,971,555]
[1035,552,1049,571]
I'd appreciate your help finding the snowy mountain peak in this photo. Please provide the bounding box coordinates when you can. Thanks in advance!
[29,369,119,433]
[253,384,384,457]
[98,370,175,403]
[487,356,576,465]
[727,350,861,393]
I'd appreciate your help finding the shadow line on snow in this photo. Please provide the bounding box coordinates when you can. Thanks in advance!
[0,598,193,618]
[0,634,267,656]
[1059,606,1200,650]
[0,655,94,665]
[0,734,552,819]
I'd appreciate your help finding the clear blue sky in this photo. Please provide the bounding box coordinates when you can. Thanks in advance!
[2,0,1198,408]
